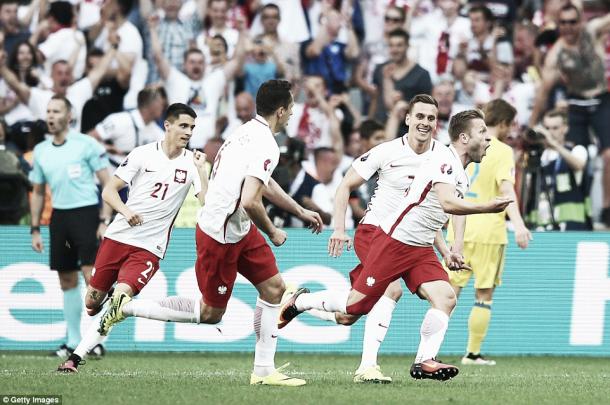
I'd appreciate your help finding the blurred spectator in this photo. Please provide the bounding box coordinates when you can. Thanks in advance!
[240,35,285,97]
[466,0,517,29]
[89,0,144,109]
[310,146,353,229]
[513,22,538,81]
[528,6,610,226]
[464,4,497,82]
[148,14,245,149]
[256,3,301,88]
[220,91,255,138]
[353,5,405,113]
[196,0,239,58]
[0,0,29,55]
[432,78,469,144]
[286,75,343,156]
[80,47,130,133]
[455,69,491,107]
[249,0,310,44]
[0,46,117,130]
[301,8,359,95]
[140,0,205,83]
[90,87,166,167]
[372,29,432,134]
[0,121,30,224]
[532,109,592,230]
[491,61,536,127]
[31,1,87,79]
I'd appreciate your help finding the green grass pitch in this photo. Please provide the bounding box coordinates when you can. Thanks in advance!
[1,352,609,404]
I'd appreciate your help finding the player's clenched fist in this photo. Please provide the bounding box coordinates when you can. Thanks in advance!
[193,151,207,169]
[122,208,144,227]
[270,228,287,247]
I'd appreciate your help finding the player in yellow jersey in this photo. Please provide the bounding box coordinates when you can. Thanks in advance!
[447,99,532,365]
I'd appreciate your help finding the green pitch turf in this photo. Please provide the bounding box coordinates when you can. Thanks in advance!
[1,352,609,405]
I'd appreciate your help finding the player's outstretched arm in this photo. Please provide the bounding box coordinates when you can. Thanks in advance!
[243,176,287,246]
[101,176,144,227]
[328,167,366,257]
[263,178,322,234]
[435,182,512,215]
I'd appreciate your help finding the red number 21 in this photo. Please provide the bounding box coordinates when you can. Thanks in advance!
[151,183,169,200]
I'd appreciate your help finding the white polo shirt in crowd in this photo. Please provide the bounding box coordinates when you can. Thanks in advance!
[95,109,165,165]
[104,142,201,258]
[166,66,226,149]
[352,136,439,227]
[38,27,87,79]
[198,115,279,244]
[28,78,93,129]
[381,144,469,247]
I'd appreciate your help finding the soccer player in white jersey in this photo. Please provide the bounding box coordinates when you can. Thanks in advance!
[96,80,323,386]
[279,109,513,381]
[57,103,208,372]
[305,94,463,383]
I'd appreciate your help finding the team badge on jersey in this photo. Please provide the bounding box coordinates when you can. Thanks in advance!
[264,159,272,172]
[440,163,453,175]
[174,169,187,184]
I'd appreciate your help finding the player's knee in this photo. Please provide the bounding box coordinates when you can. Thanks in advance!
[258,279,285,304]
[385,285,403,302]
[335,313,359,325]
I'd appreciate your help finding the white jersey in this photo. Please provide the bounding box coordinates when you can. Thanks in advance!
[352,136,440,227]
[381,144,469,247]
[104,142,201,258]
[198,115,279,244]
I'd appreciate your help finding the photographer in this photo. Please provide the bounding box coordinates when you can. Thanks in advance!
[533,109,592,230]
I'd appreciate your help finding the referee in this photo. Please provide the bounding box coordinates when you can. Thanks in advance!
[29,95,112,357]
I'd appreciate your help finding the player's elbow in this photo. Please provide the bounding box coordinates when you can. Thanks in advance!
[241,197,258,213]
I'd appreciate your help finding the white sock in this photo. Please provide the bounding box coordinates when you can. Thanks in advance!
[358,296,396,372]
[414,308,449,364]
[123,297,200,323]
[73,313,107,358]
[253,297,280,377]
[294,289,350,314]
[306,309,338,323]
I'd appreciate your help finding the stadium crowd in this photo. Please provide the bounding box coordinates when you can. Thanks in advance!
[0,0,609,231]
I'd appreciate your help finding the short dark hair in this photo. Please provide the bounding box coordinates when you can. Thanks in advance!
[448,109,485,142]
[559,3,581,19]
[468,4,494,23]
[313,146,336,162]
[385,6,406,22]
[359,120,384,140]
[544,109,567,123]
[255,80,292,117]
[48,1,73,26]
[87,47,105,59]
[166,103,196,121]
[482,99,516,127]
[407,94,438,113]
[137,87,163,109]
[117,0,135,17]
[262,3,280,16]
[184,47,204,61]
[388,28,409,44]
[50,94,72,112]
[0,0,19,8]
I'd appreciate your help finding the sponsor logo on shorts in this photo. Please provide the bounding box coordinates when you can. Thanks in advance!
[366,277,375,287]
[174,169,187,184]
[218,285,227,295]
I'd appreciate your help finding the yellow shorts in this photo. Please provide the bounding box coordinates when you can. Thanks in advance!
[447,242,506,289]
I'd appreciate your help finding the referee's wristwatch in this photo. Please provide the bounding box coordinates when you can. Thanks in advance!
[99,218,111,226]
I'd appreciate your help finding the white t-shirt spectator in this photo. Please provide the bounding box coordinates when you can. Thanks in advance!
[198,115,279,243]
[196,26,239,59]
[38,27,87,79]
[28,78,93,129]
[165,66,226,149]
[0,79,34,125]
[311,168,354,230]
[286,103,338,153]
[95,109,165,165]
[248,0,310,43]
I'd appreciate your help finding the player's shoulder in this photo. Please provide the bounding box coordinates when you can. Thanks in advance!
[490,138,514,160]
[33,138,52,153]
[70,131,98,146]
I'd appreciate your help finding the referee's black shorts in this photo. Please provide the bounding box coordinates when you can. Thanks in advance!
[49,205,99,271]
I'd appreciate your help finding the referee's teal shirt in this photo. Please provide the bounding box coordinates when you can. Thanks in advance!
[29,131,110,209]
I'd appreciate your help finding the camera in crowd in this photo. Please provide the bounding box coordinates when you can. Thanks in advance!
[520,127,546,167]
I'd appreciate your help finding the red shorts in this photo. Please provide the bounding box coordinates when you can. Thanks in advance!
[89,238,160,295]
[352,228,448,300]
[348,224,378,286]
[195,225,279,308]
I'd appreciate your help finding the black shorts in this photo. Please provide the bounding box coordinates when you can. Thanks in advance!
[49,205,99,271]
[566,92,610,150]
